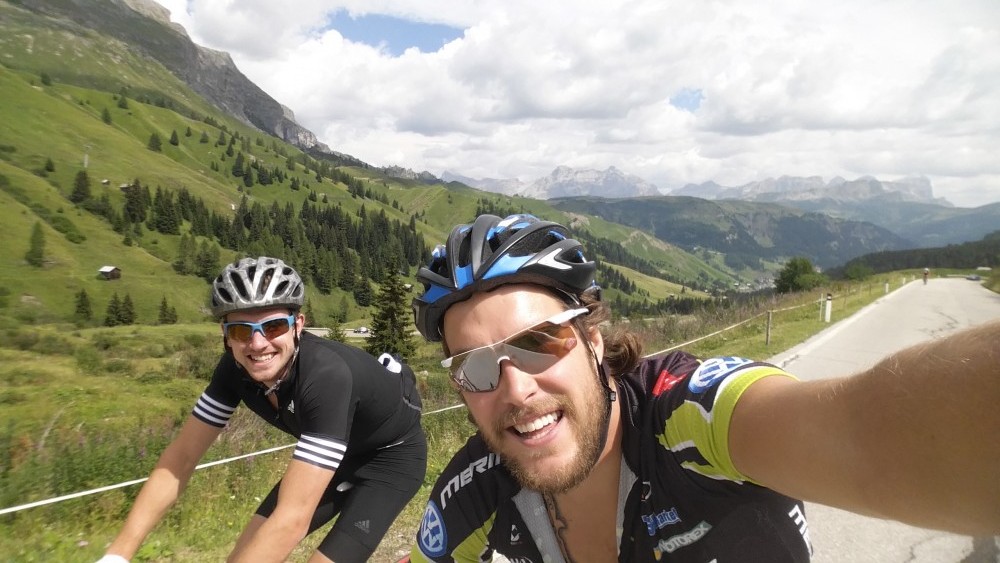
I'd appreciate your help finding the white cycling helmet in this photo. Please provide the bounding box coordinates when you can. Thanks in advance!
[210,256,305,318]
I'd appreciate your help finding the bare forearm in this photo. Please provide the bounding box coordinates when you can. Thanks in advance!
[106,466,191,557]
[845,320,1000,532]
[228,513,308,563]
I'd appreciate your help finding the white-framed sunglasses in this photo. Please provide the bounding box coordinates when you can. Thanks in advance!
[442,308,589,392]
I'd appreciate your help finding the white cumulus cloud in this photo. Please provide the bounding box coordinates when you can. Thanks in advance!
[153,0,1000,207]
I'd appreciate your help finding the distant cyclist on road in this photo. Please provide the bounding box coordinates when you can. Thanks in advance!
[408,213,999,562]
[100,256,426,563]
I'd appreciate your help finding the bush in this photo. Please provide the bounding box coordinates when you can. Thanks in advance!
[9,329,40,350]
[75,346,103,375]
[48,215,86,243]
[137,371,170,384]
[29,333,72,355]
[0,390,28,405]
[91,332,119,351]
[171,348,217,380]
[104,358,134,374]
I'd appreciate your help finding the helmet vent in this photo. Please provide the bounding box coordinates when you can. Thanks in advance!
[229,272,250,300]
[457,237,471,268]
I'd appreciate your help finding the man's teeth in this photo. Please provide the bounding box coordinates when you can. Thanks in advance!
[251,353,276,362]
[514,413,559,434]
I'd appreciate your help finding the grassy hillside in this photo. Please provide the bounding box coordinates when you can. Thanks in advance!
[0,54,720,327]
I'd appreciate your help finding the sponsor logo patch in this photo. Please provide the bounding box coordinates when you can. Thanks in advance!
[510,523,522,544]
[652,369,683,396]
[688,357,752,393]
[656,521,712,555]
[641,506,682,535]
[418,501,447,557]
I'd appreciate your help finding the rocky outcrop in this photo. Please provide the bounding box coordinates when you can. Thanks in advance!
[20,0,332,153]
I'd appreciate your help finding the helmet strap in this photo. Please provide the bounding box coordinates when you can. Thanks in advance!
[264,346,299,396]
[584,338,616,458]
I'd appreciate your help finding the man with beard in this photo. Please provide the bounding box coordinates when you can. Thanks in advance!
[407,213,999,563]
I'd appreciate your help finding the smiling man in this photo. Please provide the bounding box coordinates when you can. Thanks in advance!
[100,256,426,563]
[408,213,1000,563]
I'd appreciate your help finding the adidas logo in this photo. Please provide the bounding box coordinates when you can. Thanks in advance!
[355,520,370,534]
[287,400,295,414]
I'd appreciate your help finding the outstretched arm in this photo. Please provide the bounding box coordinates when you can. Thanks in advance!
[730,319,1000,534]
[104,415,221,559]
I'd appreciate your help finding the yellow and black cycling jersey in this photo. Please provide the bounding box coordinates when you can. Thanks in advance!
[412,351,812,562]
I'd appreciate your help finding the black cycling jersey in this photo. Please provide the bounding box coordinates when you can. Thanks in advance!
[192,332,426,560]
[412,351,812,562]
[194,332,423,468]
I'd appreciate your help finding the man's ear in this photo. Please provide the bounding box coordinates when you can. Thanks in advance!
[587,325,605,364]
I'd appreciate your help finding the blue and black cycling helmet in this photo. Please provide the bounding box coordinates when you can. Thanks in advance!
[413,213,598,342]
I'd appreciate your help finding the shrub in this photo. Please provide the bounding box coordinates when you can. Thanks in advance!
[104,358,133,374]
[75,346,103,375]
[91,332,119,351]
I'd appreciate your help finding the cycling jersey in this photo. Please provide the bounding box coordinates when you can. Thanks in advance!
[192,332,426,560]
[412,351,812,562]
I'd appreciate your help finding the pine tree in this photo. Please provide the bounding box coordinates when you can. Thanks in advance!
[158,296,178,324]
[353,275,373,307]
[365,269,415,359]
[303,298,315,324]
[123,181,147,224]
[169,130,179,146]
[338,295,349,322]
[117,93,129,109]
[195,240,220,281]
[231,152,245,177]
[185,126,192,137]
[326,314,346,342]
[25,222,45,267]
[173,233,196,274]
[74,289,92,322]
[119,293,136,325]
[70,169,91,203]
[200,131,209,143]
[104,293,122,326]
[101,107,112,124]
[147,132,162,152]
[44,158,55,172]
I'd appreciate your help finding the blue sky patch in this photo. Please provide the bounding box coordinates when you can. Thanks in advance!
[325,11,464,56]
[670,88,704,112]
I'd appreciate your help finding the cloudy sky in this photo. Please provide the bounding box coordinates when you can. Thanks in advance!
[152,0,1000,207]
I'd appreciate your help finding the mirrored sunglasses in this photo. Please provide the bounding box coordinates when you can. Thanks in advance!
[442,307,589,392]
[223,315,296,343]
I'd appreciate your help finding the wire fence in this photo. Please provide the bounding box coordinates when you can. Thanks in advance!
[0,290,859,517]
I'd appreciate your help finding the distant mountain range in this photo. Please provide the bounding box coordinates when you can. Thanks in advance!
[441,166,660,199]
[671,175,951,206]
[432,168,1000,248]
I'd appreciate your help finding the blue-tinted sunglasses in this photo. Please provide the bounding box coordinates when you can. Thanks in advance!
[223,315,296,343]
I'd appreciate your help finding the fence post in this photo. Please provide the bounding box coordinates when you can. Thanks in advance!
[824,293,833,323]
[766,310,773,346]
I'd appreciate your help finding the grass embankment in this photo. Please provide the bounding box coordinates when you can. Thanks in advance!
[0,271,990,561]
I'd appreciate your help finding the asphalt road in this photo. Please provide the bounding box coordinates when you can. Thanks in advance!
[767,277,1000,563]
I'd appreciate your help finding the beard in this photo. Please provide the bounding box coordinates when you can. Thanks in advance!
[478,362,609,494]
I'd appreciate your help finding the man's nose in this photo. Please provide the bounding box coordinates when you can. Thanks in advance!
[495,359,539,405]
